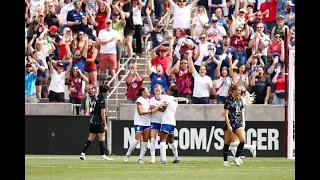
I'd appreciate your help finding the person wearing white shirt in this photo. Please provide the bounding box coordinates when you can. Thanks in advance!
[187,50,214,104]
[48,60,72,103]
[191,6,209,38]
[167,0,199,36]
[97,19,120,88]
[159,86,189,164]
[124,87,165,163]
[149,84,165,164]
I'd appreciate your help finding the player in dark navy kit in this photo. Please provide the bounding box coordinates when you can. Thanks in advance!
[222,84,246,166]
[79,83,113,161]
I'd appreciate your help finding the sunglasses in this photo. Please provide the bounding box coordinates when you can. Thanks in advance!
[79,33,84,35]
[236,29,242,32]
[207,48,214,50]
[200,37,206,39]
[275,36,281,38]
[113,14,119,16]
[256,27,263,29]
[26,65,32,68]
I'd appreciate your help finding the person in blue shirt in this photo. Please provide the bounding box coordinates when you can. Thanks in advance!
[25,61,38,103]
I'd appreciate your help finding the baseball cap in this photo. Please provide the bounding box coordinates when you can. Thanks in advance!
[272,52,279,57]
[239,8,246,13]
[73,0,81,7]
[211,16,218,22]
[48,25,58,32]
[106,19,112,23]
[277,15,284,19]
[56,60,64,66]
[285,1,295,6]
[247,4,254,9]
[203,23,210,29]
[159,45,166,51]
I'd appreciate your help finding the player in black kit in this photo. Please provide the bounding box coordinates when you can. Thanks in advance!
[79,83,113,161]
[222,84,246,166]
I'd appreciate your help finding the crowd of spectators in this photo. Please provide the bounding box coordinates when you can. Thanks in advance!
[25,0,295,106]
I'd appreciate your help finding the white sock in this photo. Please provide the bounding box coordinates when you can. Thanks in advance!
[126,140,139,156]
[169,142,179,160]
[160,142,167,161]
[139,142,148,160]
[230,146,237,157]
[150,138,156,161]
[230,141,240,147]
[243,144,255,151]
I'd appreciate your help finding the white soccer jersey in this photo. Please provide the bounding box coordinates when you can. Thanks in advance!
[161,95,178,126]
[134,97,151,126]
[150,97,163,124]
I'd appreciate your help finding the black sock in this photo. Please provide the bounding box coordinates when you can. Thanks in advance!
[235,142,245,157]
[82,140,92,154]
[223,144,230,161]
[99,141,107,155]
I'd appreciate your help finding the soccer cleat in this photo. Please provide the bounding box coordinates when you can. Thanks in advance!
[137,159,144,164]
[149,160,155,164]
[124,155,129,163]
[251,147,257,158]
[172,159,180,163]
[238,158,243,164]
[80,153,86,160]
[223,161,230,166]
[233,157,241,166]
[159,160,167,164]
[101,155,113,161]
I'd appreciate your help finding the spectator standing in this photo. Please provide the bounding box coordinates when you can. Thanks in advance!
[84,39,98,89]
[111,5,126,72]
[270,15,289,40]
[80,84,97,116]
[122,0,136,58]
[259,0,277,31]
[187,50,214,104]
[214,59,232,104]
[67,0,87,34]
[25,60,38,103]
[278,0,295,28]
[94,1,111,36]
[132,0,143,57]
[48,60,72,103]
[271,64,285,105]
[191,6,209,38]
[44,2,63,29]
[168,0,199,36]
[249,65,271,104]
[97,19,120,88]
[146,8,166,53]
[125,64,144,103]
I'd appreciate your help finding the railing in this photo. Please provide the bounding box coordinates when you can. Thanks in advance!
[144,11,170,75]
[106,54,137,120]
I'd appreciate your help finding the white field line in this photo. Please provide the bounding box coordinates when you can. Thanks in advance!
[27,165,295,171]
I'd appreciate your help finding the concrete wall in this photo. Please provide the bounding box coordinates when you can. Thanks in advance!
[25,103,74,116]
[119,104,285,121]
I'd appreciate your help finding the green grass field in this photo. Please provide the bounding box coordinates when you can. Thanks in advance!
[25,155,295,180]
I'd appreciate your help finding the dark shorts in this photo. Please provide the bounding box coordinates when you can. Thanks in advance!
[124,28,135,37]
[89,123,105,134]
[216,95,226,103]
[154,0,163,17]
[116,42,123,61]
[224,122,243,133]
[271,83,276,93]
[42,69,49,78]
[48,91,65,102]
[192,97,209,104]
[84,69,97,73]
[35,79,42,86]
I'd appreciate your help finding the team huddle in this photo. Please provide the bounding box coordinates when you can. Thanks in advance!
[124,84,188,164]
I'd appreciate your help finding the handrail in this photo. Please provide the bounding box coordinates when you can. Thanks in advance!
[144,11,170,75]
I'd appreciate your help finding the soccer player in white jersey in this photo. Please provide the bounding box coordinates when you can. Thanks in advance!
[149,84,167,164]
[124,87,165,163]
[159,86,189,164]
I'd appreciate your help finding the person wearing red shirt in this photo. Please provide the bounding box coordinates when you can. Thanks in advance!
[125,64,144,103]
[271,64,285,105]
[151,45,171,73]
[259,0,277,32]
[94,1,111,36]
